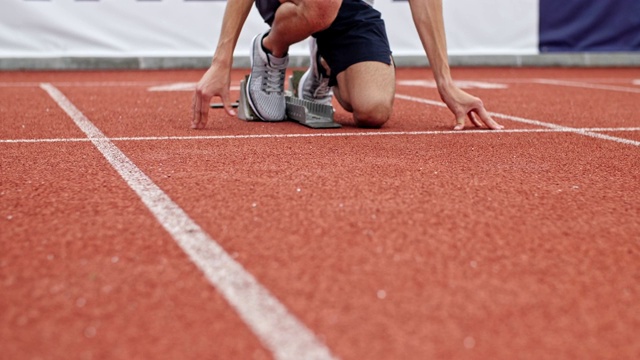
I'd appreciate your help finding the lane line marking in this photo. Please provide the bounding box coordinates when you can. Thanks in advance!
[39,83,338,360]
[397,80,508,89]
[3,127,640,144]
[466,78,640,84]
[395,94,640,147]
[533,79,640,94]
[1,77,637,88]
[148,82,197,92]
[148,83,241,92]
[0,81,166,88]
[583,127,640,132]
[0,81,243,91]
[55,81,166,87]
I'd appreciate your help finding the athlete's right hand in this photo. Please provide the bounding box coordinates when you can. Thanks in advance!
[192,64,236,129]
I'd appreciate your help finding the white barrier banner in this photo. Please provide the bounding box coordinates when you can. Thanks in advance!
[0,0,270,57]
[377,0,539,56]
[0,0,538,58]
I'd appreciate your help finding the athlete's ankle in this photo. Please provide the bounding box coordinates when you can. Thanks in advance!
[262,34,288,58]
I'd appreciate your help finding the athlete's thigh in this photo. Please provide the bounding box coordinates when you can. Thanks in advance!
[335,59,395,113]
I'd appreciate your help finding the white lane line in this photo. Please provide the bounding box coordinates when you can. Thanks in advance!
[1,138,92,143]
[3,127,640,144]
[397,80,508,89]
[582,127,640,132]
[586,127,640,132]
[56,82,167,87]
[148,82,198,92]
[39,83,337,360]
[2,78,637,88]
[148,83,241,92]
[533,79,640,94]
[395,94,640,147]
[0,81,165,88]
[0,81,243,91]
[470,78,640,84]
[0,82,44,87]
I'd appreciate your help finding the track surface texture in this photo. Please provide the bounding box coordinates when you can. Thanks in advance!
[1,68,639,360]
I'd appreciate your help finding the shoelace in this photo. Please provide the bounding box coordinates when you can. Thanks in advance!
[263,67,285,94]
[310,50,331,99]
[313,77,332,99]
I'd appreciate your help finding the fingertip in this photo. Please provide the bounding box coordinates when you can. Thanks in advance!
[475,109,503,131]
[491,122,504,130]
[192,120,205,130]
[226,108,236,117]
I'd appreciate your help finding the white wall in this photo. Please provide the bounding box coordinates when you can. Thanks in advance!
[0,0,539,58]
[376,0,539,56]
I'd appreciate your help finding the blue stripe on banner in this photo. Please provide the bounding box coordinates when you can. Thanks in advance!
[539,0,640,52]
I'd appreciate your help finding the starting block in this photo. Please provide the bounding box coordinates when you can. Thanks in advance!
[210,71,341,129]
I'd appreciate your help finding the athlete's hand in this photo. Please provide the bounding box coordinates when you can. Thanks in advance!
[438,83,503,131]
[192,64,236,129]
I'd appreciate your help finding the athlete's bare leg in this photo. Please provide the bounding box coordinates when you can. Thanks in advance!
[263,0,342,57]
[333,60,396,128]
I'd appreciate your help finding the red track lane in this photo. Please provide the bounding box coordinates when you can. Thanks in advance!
[394,76,640,131]
[1,68,639,360]
[0,145,270,359]
[0,88,87,140]
[0,89,270,359]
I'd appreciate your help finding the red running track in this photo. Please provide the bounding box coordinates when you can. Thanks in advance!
[1,67,639,360]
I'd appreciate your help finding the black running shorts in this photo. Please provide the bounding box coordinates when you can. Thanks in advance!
[254,0,392,85]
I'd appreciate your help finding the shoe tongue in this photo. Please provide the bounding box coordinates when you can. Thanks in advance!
[267,53,288,67]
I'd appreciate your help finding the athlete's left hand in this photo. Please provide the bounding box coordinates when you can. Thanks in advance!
[438,84,503,131]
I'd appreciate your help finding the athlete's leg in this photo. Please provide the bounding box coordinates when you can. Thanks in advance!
[314,0,394,128]
[249,0,342,121]
[261,0,342,57]
[333,60,395,128]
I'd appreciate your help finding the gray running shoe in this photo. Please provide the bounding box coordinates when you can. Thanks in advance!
[298,38,333,106]
[247,31,288,121]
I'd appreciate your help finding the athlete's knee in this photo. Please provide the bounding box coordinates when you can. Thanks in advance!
[353,101,393,128]
[302,0,342,32]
